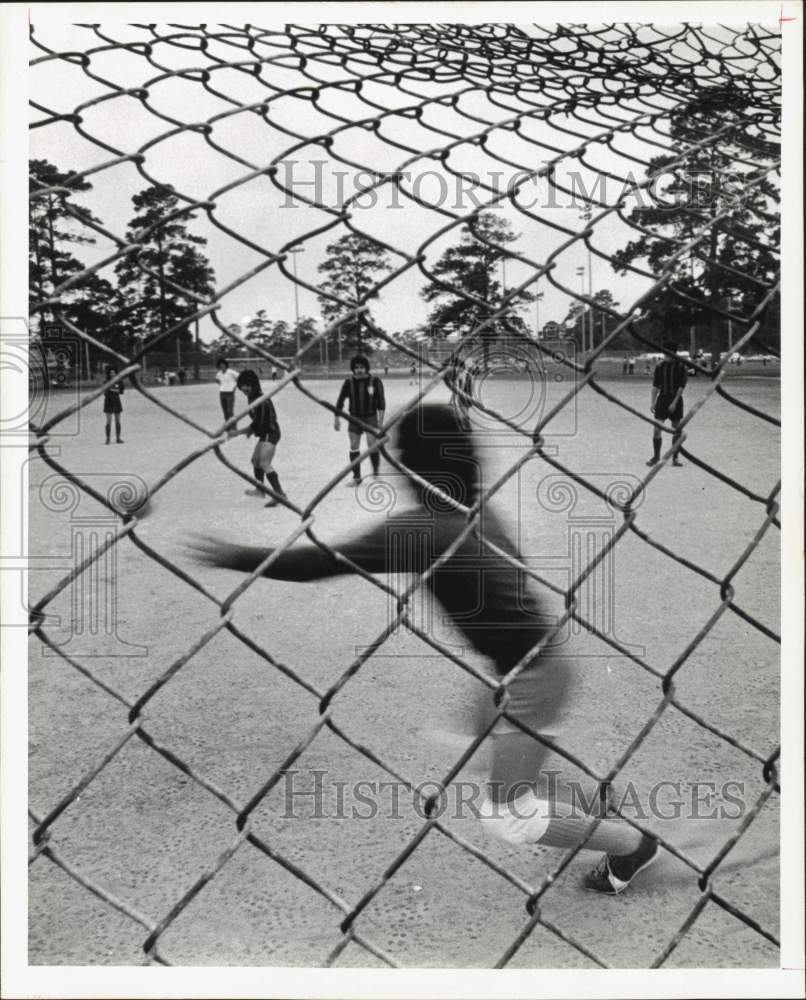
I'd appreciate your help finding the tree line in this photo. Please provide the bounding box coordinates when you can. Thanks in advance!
[29,88,779,377]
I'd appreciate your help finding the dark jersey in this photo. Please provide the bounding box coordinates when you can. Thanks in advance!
[653,358,687,401]
[103,382,124,413]
[249,397,281,444]
[205,508,551,676]
[336,375,385,418]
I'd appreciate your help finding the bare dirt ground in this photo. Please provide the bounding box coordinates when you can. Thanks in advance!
[27,371,781,968]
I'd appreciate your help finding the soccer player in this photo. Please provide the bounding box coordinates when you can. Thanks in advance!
[102,365,124,444]
[334,354,386,486]
[647,341,687,467]
[216,358,239,422]
[191,403,659,894]
[236,369,286,508]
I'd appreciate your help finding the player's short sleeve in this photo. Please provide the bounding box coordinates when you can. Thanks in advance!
[336,379,349,411]
[374,377,386,411]
[676,361,687,390]
[652,364,662,388]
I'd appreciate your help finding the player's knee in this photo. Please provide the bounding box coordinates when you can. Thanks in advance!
[478,789,550,845]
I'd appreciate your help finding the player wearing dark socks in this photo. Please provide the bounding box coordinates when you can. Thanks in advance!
[191,403,659,894]
[236,370,287,506]
[648,341,687,468]
[348,449,361,486]
[335,355,386,484]
[102,366,124,445]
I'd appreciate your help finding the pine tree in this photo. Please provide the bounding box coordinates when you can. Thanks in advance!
[421,213,534,364]
[113,186,215,359]
[611,87,779,358]
[317,233,392,355]
[29,159,114,357]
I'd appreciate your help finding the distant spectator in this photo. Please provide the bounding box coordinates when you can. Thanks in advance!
[178,368,187,386]
[216,357,239,426]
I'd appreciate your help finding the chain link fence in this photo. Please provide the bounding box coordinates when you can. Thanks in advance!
[27,21,781,968]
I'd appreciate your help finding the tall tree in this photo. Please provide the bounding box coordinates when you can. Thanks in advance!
[421,213,534,364]
[113,186,215,359]
[611,87,779,358]
[29,159,115,357]
[317,233,392,355]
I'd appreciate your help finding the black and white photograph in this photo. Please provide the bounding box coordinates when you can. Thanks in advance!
[1,2,803,997]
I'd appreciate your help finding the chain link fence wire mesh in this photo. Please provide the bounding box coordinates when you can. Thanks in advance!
[26,20,782,969]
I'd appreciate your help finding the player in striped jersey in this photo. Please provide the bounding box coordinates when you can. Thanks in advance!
[647,341,688,467]
[334,354,386,486]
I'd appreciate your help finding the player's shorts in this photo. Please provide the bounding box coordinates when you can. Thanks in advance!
[251,439,277,469]
[348,413,379,435]
[654,398,683,422]
[103,398,122,415]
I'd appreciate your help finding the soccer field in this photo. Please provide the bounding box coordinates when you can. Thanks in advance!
[27,373,781,968]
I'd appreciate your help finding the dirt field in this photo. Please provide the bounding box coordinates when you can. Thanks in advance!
[27,371,781,968]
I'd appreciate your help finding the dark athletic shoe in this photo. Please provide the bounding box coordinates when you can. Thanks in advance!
[582,837,659,894]
[345,478,361,487]
[673,460,683,467]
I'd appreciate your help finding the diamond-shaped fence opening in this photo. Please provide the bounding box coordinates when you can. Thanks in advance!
[27,21,780,968]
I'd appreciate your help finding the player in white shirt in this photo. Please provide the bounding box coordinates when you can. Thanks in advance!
[215,358,239,423]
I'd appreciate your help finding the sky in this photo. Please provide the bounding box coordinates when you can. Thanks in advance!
[28,18,780,346]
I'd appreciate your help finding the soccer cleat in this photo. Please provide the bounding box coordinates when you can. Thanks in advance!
[244,487,264,497]
[582,837,659,894]
[345,478,361,487]
[264,494,286,508]
[673,460,683,467]
[646,458,658,467]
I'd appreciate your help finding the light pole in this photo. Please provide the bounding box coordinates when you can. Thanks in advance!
[289,247,303,355]
[580,208,593,351]
[576,266,586,352]
[535,291,544,339]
